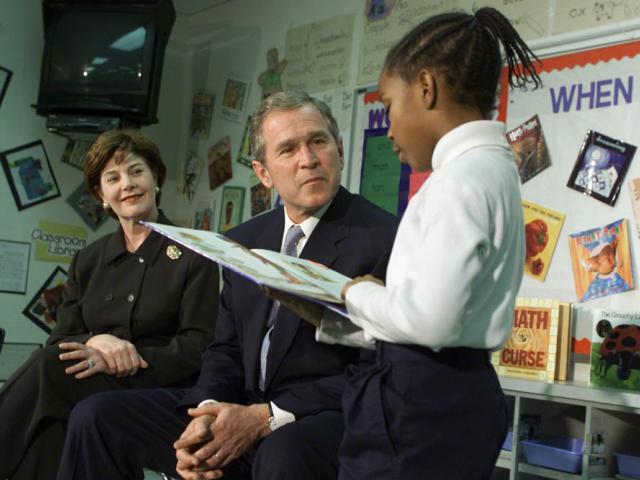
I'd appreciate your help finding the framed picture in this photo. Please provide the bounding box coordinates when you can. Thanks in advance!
[60,137,93,171]
[567,130,637,206]
[0,239,30,294]
[178,151,203,204]
[0,65,12,110]
[218,186,245,233]
[208,136,233,190]
[0,140,61,210]
[236,116,253,168]
[220,78,250,123]
[66,182,110,231]
[22,266,68,333]
[194,198,215,231]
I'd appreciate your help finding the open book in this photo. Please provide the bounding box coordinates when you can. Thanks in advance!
[144,222,350,315]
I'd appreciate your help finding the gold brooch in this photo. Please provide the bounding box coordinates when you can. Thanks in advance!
[166,245,182,260]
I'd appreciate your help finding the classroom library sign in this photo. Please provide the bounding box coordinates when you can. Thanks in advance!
[32,220,87,263]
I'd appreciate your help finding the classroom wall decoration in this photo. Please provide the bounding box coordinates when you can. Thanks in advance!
[32,220,87,264]
[66,182,109,231]
[178,151,203,203]
[0,65,12,110]
[190,93,215,139]
[22,266,68,334]
[0,239,30,294]
[220,78,249,124]
[218,186,245,233]
[236,116,253,168]
[522,200,565,282]
[0,140,61,210]
[208,136,233,190]
[284,13,354,92]
[60,138,93,171]
[257,48,287,99]
[506,114,552,184]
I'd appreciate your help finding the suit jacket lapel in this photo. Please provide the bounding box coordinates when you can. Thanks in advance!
[265,188,351,392]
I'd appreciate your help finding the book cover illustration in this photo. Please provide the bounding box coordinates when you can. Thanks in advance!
[589,309,640,392]
[566,130,636,206]
[143,222,350,314]
[207,136,233,190]
[492,298,559,383]
[190,93,214,140]
[568,219,634,303]
[506,114,551,183]
[522,200,565,281]
[629,177,640,239]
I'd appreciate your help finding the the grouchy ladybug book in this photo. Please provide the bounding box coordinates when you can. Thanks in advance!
[590,309,640,392]
[522,200,565,282]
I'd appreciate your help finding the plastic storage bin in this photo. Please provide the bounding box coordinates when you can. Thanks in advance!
[521,438,583,474]
[501,430,513,451]
[615,452,640,479]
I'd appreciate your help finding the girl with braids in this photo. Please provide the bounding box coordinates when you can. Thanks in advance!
[334,7,542,479]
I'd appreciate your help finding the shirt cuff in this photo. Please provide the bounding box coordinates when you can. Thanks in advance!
[270,401,295,430]
[198,399,219,408]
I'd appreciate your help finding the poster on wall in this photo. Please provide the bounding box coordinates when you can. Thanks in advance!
[236,116,253,168]
[250,171,271,217]
[190,93,215,139]
[0,65,12,111]
[218,186,245,233]
[22,266,68,334]
[193,199,215,232]
[32,220,87,264]
[0,239,30,294]
[220,78,250,124]
[60,138,93,171]
[178,151,203,204]
[208,136,233,190]
[66,182,110,231]
[0,140,61,210]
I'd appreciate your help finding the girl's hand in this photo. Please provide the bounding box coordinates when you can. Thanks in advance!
[58,342,109,379]
[341,274,384,299]
[85,334,149,377]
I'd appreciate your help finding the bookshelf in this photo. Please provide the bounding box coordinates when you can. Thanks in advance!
[494,377,640,480]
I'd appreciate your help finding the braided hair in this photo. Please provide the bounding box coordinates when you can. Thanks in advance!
[383,7,542,117]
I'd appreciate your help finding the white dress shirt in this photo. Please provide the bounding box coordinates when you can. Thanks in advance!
[324,121,524,351]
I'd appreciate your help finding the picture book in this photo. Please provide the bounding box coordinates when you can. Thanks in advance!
[571,307,594,384]
[143,222,350,315]
[492,298,560,383]
[629,177,640,239]
[568,218,634,303]
[555,302,573,382]
[506,114,551,183]
[589,309,640,392]
[522,200,565,281]
[566,130,636,206]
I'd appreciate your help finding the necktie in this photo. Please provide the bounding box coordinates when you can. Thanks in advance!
[259,225,305,391]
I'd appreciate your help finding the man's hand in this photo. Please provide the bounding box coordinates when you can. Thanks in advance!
[85,334,148,377]
[341,274,384,299]
[175,402,270,476]
[261,287,324,327]
[174,414,222,479]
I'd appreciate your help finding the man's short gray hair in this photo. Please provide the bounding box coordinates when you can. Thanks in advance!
[249,91,341,164]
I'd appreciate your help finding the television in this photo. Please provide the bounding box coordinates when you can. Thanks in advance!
[34,0,175,126]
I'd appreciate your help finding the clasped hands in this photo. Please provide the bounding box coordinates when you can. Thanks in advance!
[58,333,148,379]
[174,402,270,480]
[262,273,384,326]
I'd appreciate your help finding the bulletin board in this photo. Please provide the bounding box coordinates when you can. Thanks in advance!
[347,26,640,312]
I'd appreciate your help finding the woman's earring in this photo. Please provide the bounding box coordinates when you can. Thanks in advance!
[102,202,110,210]
[155,186,160,194]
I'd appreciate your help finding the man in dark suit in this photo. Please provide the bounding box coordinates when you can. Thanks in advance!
[56,92,398,480]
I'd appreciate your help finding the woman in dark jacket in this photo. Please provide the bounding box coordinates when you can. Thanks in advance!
[0,130,219,479]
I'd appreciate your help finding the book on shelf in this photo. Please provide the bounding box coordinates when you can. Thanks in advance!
[492,298,560,383]
[568,218,634,303]
[143,222,350,315]
[555,302,573,382]
[521,200,565,282]
[589,308,640,392]
[630,177,640,239]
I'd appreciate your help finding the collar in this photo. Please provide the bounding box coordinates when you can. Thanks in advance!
[282,199,332,251]
[431,121,508,171]
[104,210,172,264]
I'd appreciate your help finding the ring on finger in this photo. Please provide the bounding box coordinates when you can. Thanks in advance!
[87,359,95,369]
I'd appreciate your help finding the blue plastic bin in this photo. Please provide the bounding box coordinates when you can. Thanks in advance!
[501,430,513,451]
[615,452,640,479]
[521,438,583,474]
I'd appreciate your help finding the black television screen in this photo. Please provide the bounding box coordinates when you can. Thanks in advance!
[35,0,175,125]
